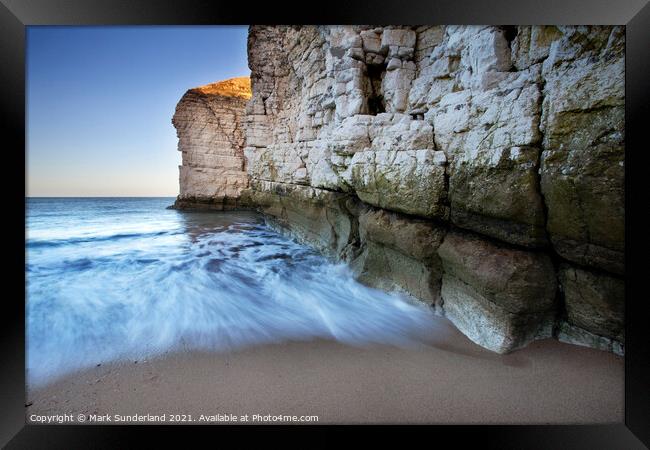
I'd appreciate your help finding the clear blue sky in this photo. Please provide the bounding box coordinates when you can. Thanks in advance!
[27,26,250,197]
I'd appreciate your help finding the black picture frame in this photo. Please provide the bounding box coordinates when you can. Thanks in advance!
[2,1,648,447]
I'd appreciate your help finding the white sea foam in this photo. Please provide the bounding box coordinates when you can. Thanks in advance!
[26,198,439,386]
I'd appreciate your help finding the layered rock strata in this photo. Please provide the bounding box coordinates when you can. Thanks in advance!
[175,26,625,355]
[240,25,625,355]
[172,76,251,209]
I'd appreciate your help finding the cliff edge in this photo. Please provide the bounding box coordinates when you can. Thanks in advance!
[172,76,251,210]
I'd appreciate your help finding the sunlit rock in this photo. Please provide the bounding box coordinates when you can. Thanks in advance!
[172,77,251,209]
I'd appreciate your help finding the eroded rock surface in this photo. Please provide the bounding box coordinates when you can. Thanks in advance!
[356,207,446,305]
[172,77,251,209]
[174,26,625,355]
[438,232,557,353]
[539,27,625,275]
[557,264,624,354]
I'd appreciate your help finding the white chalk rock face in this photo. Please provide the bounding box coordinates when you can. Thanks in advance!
[173,26,624,356]
[237,25,625,355]
[342,149,448,219]
[172,77,251,209]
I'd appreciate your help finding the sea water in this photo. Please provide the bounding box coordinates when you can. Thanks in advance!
[26,197,438,385]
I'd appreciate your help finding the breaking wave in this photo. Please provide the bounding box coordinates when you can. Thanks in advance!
[26,198,440,386]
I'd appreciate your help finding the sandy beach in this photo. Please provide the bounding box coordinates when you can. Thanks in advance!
[26,316,623,425]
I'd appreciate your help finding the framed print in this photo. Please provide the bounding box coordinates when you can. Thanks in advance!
[2,0,648,447]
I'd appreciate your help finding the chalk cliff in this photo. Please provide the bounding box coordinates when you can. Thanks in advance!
[174,26,625,355]
[172,76,251,209]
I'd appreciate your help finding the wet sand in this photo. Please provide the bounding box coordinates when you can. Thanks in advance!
[25,316,623,425]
